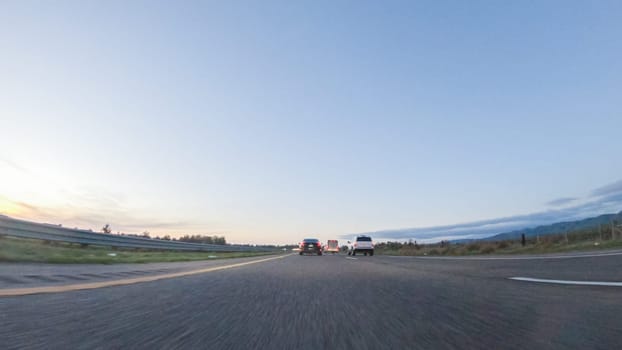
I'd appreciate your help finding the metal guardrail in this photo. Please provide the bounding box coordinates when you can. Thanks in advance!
[0,215,270,252]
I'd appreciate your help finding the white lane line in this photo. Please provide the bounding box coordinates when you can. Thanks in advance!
[385,251,622,260]
[0,254,291,297]
[509,277,622,287]
[345,257,358,260]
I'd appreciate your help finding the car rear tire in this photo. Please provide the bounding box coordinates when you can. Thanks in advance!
[299,252,303,255]
[370,251,374,256]
[352,251,356,256]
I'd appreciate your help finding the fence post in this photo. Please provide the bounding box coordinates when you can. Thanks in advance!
[565,231,569,244]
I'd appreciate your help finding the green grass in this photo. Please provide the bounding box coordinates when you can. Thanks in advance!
[494,239,622,255]
[0,236,276,264]
[376,236,622,257]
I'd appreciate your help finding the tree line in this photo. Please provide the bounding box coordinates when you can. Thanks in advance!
[176,234,226,245]
[101,224,226,245]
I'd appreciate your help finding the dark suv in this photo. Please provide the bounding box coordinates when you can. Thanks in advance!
[299,238,322,256]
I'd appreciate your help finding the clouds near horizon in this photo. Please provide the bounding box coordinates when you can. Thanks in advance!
[0,194,216,236]
[343,179,622,242]
[546,197,578,206]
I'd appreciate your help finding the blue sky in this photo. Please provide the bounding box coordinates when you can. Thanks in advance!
[1,1,621,244]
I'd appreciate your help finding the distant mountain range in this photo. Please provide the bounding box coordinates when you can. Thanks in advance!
[454,211,622,243]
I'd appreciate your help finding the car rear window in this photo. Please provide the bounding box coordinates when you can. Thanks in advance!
[303,239,319,243]
[356,236,372,242]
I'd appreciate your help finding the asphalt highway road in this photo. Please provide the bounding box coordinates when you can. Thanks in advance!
[0,257,278,289]
[2,252,622,349]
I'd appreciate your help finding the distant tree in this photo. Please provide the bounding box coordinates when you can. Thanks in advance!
[142,231,151,238]
[162,235,171,241]
[102,224,112,234]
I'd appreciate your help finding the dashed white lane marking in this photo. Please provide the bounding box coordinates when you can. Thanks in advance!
[0,254,290,297]
[345,257,358,260]
[509,277,622,287]
[384,250,622,260]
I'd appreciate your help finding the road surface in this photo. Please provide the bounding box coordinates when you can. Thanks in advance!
[1,252,622,349]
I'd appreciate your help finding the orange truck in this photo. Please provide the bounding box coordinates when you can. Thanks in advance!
[325,239,340,254]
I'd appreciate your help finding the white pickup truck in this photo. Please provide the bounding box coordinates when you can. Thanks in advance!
[348,235,374,256]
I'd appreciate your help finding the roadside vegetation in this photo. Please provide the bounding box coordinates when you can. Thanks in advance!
[0,236,276,264]
[375,223,622,256]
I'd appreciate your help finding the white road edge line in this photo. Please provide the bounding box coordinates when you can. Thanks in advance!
[0,254,292,297]
[509,277,622,287]
[385,251,622,260]
[345,257,358,260]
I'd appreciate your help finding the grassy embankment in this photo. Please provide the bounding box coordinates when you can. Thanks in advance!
[0,236,276,264]
[375,226,622,256]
